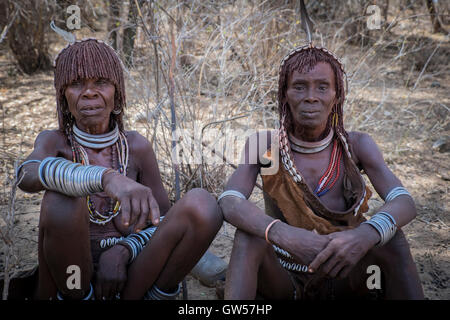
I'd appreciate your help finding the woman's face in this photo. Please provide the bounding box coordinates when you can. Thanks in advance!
[64,77,115,133]
[285,62,336,138]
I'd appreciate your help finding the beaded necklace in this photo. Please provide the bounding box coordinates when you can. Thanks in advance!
[279,116,342,198]
[70,124,129,225]
[313,139,342,197]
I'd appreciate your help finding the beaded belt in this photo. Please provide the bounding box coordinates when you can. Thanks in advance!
[273,245,309,273]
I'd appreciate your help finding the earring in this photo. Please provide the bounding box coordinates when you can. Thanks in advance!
[112,108,122,115]
[332,110,338,127]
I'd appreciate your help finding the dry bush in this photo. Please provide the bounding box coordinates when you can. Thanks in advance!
[115,0,448,201]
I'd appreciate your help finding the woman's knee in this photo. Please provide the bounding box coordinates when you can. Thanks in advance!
[40,191,88,232]
[373,229,415,266]
[179,188,222,230]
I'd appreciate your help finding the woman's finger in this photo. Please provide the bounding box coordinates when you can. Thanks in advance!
[135,199,149,232]
[120,198,131,227]
[130,198,141,226]
[308,243,335,273]
[328,260,346,278]
[148,195,160,226]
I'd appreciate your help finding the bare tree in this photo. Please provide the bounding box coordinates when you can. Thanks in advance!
[1,1,56,74]
[426,0,447,33]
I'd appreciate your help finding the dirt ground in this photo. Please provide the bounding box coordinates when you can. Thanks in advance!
[0,33,449,299]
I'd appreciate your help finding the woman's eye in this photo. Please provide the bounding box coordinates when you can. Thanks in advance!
[318,86,327,91]
[295,85,305,91]
[96,79,110,85]
[69,80,82,87]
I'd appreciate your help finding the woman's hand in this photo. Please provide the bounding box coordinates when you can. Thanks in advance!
[275,224,330,267]
[95,245,130,300]
[308,224,380,279]
[102,171,160,234]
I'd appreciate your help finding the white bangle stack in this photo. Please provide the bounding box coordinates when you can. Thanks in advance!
[38,157,108,197]
[117,216,164,264]
[362,211,397,247]
[385,186,412,202]
[217,190,247,202]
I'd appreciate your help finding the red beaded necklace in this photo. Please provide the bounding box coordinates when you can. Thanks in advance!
[313,139,342,197]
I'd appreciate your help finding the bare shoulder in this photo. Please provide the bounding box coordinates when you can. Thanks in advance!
[34,129,67,149]
[347,131,374,147]
[347,131,385,171]
[123,130,156,167]
[124,130,152,151]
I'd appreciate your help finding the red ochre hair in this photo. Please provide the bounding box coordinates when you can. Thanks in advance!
[278,47,347,140]
[54,39,126,137]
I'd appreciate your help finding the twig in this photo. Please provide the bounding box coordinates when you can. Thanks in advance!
[412,40,443,91]
[416,217,442,229]
[134,0,161,139]
[0,7,19,44]
[2,160,22,300]
[169,20,180,202]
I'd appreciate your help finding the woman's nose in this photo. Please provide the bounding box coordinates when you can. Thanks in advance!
[82,81,99,98]
[304,88,319,103]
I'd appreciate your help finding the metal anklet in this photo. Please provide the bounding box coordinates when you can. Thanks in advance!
[144,283,181,300]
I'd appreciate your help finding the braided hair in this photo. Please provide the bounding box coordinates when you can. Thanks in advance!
[278,47,347,140]
[54,39,126,140]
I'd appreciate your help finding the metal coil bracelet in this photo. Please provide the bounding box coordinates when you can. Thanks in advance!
[38,157,107,197]
[385,186,412,202]
[117,216,164,264]
[362,211,397,247]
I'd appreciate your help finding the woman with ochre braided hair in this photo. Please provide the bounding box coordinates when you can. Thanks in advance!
[17,39,222,300]
[218,45,424,300]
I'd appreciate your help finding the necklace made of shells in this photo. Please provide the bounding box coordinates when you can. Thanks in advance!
[279,119,347,197]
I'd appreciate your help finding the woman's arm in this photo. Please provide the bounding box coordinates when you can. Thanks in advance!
[308,131,417,278]
[219,131,329,266]
[351,131,417,227]
[17,130,63,193]
[127,131,171,215]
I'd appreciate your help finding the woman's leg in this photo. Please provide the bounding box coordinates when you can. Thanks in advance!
[35,191,93,300]
[122,188,223,299]
[225,229,294,300]
[373,229,424,299]
[344,229,424,300]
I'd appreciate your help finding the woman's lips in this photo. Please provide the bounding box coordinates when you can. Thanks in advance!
[300,110,320,118]
[80,105,103,115]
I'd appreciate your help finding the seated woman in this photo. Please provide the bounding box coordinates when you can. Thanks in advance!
[17,38,222,300]
[218,44,424,300]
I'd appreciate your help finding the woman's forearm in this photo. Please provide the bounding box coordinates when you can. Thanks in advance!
[220,196,329,265]
[220,196,274,239]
